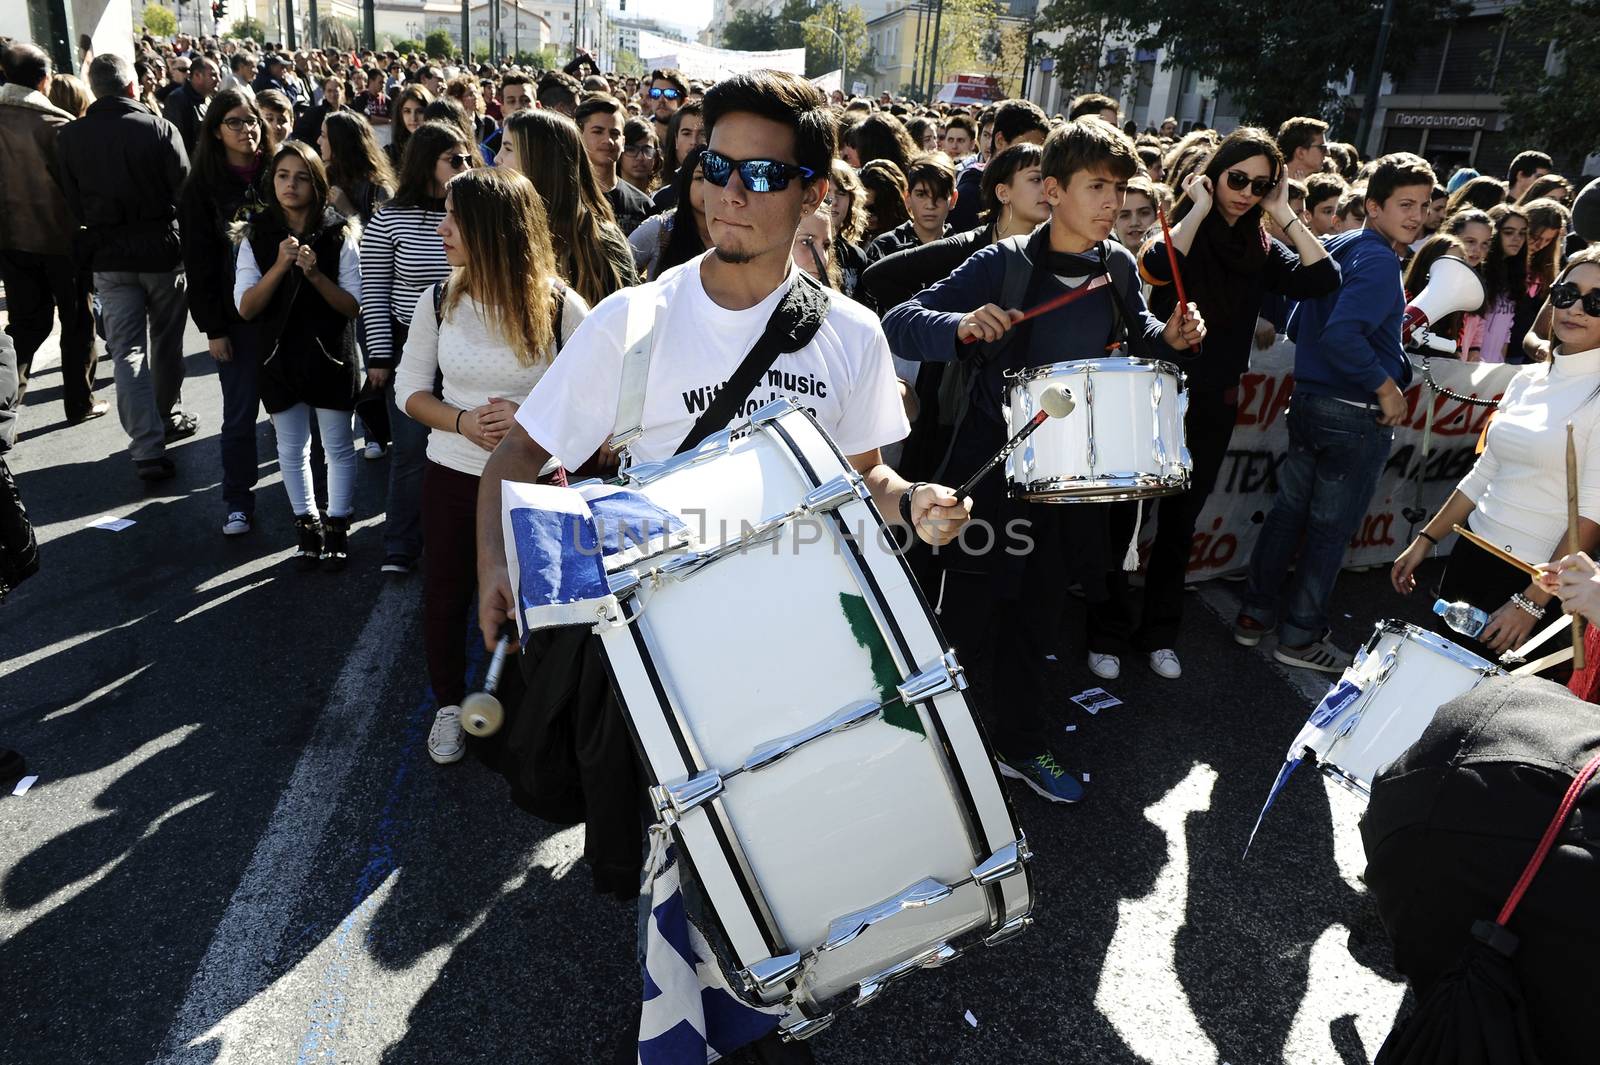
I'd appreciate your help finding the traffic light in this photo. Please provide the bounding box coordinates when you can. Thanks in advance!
[211,0,226,19]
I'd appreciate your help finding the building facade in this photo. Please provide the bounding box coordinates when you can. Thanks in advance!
[864,0,1029,100]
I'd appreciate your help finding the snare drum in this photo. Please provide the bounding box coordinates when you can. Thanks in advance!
[1290,620,1504,798]
[592,399,1034,1038]
[1004,357,1191,502]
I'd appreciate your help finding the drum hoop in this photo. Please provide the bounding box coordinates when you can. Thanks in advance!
[1009,356,1185,386]
[1373,619,1504,676]
[1011,472,1190,503]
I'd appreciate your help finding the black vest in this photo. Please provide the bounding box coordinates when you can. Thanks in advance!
[247,208,361,414]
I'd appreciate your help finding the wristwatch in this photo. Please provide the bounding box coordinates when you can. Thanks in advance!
[900,482,926,527]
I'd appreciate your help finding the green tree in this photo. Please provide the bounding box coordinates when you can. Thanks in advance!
[141,3,178,38]
[722,9,785,51]
[424,28,455,59]
[1047,0,1467,129]
[613,48,646,78]
[799,2,873,80]
[923,0,1002,89]
[227,14,266,42]
[1031,0,1140,102]
[1500,0,1600,174]
[390,38,424,55]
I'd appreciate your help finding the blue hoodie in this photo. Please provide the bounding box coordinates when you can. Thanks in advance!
[1286,227,1411,403]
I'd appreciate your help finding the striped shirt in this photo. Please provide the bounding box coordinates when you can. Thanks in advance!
[358,199,449,368]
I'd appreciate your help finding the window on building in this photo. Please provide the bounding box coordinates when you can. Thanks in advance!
[1437,16,1503,94]
[1393,36,1446,94]
[1134,58,1154,109]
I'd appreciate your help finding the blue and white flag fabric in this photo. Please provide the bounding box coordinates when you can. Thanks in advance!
[501,481,614,637]
[1244,677,1366,858]
[639,840,786,1064]
[580,483,692,569]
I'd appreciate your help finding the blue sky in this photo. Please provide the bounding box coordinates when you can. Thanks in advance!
[609,0,715,35]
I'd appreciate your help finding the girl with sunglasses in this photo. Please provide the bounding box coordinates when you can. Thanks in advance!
[1394,246,1600,659]
[1136,126,1339,680]
[179,88,278,537]
[233,142,364,570]
[359,121,470,576]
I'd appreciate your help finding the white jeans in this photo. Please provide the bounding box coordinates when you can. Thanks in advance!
[269,404,357,519]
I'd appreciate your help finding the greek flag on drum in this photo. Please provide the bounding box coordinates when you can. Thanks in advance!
[502,482,614,634]
[639,844,785,1064]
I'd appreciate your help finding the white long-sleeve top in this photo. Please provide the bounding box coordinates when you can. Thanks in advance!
[394,281,589,477]
[1456,345,1600,562]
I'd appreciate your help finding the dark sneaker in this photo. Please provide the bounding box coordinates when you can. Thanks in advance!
[222,511,251,536]
[136,457,175,482]
[998,752,1084,804]
[294,515,324,571]
[380,553,416,576]
[164,411,199,443]
[1233,614,1268,647]
[1274,637,1353,673]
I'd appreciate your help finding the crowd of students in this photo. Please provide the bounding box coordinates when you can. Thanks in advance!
[5,31,1600,772]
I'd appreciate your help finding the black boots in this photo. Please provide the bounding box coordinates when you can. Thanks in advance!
[322,515,350,572]
[294,514,324,570]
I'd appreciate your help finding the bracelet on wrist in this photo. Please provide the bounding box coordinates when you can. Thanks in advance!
[1418,530,1439,546]
[899,482,926,527]
[455,409,465,434]
[1510,592,1546,619]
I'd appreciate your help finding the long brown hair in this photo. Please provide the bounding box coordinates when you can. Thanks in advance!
[389,84,432,160]
[322,111,395,196]
[829,159,868,244]
[393,121,468,207]
[1523,197,1571,293]
[1171,126,1283,229]
[443,168,558,366]
[502,109,628,307]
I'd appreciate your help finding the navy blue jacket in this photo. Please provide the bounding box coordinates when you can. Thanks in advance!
[881,223,1180,423]
[1286,227,1411,402]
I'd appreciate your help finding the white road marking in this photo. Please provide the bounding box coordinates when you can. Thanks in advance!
[167,827,584,1064]
[1095,762,1221,1065]
[153,581,417,1064]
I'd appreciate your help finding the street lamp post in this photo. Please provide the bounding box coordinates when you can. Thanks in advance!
[785,17,847,94]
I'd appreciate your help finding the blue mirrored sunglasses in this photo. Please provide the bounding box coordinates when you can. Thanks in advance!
[701,149,815,193]
[647,86,682,100]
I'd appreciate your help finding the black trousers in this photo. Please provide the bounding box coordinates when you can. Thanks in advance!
[0,249,97,417]
[1133,390,1239,651]
[1434,533,1538,661]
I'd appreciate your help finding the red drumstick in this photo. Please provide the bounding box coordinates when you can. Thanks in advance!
[1158,204,1199,353]
[959,275,1111,344]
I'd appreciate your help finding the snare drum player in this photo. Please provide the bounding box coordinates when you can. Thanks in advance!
[882,118,1206,803]
[473,77,971,1060]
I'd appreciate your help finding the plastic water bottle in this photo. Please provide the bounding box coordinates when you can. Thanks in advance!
[1434,598,1490,639]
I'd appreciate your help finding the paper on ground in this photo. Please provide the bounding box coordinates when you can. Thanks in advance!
[1071,687,1123,714]
[964,1010,977,1027]
[86,516,136,532]
[12,775,38,796]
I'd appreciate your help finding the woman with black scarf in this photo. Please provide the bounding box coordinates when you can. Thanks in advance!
[1136,127,1339,677]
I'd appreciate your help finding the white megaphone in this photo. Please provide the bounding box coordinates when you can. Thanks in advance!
[1403,255,1485,355]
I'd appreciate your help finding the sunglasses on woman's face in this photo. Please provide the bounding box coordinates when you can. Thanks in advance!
[444,153,471,170]
[647,87,682,100]
[1550,282,1600,317]
[701,149,814,192]
[1224,169,1273,197]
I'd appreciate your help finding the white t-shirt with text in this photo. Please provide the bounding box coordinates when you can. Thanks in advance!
[514,252,910,467]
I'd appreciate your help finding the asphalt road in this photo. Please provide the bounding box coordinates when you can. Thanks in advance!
[0,315,1447,1065]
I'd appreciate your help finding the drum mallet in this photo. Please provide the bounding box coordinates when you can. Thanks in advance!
[1569,422,1586,670]
[1157,204,1200,354]
[461,627,516,738]
[952,383,1075,500]
[959,276,1110,344]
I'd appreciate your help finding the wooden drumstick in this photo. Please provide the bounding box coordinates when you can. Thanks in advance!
[1569,423,1586,669]
[1451,525,1541,578]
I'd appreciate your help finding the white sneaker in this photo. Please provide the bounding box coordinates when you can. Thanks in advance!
[1148,649,1182,679]
[362,441,387,460]
[222,511,251,536]
[1086,652,1121,680]
[428,706,466,764]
